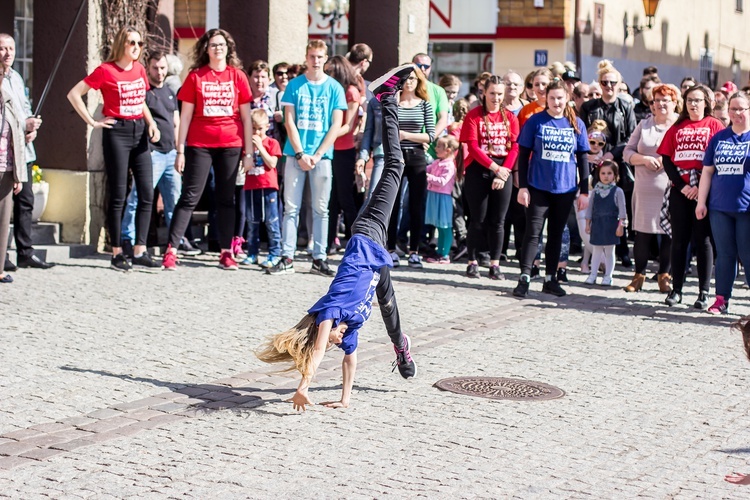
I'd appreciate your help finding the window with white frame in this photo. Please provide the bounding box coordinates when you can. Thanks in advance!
[13,0,33,93]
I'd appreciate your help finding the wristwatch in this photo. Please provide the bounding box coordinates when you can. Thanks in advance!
[294,151,304,160]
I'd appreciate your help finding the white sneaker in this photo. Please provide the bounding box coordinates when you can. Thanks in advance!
[601,277,613,286]
[584,276,596,285]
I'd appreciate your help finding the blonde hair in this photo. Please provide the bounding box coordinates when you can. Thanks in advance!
[255,314,318,378]
[587,119,610,138]
[306,39,328,55]
[250,108,269,127]
[597,59,622,84]
[107,26,142,63]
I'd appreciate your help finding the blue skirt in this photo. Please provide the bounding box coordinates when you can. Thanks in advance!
[425,191,453,228]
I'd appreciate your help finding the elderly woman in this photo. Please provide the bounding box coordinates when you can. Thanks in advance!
[0,84,28,283]
[622,84,680,292]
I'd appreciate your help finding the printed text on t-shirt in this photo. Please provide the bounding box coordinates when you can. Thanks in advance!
[714,140,750,176]
[296,94,328,132]
[117,78,147,117]
[674,127,710,162]
[541,125,575,162]
[353,271,380,322]
[201,81,235,117]
[479,120,509,156]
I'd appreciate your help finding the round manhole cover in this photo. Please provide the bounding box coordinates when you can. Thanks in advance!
[434,377,565,401]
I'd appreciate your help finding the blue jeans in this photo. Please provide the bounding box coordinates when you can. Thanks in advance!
[121,149,180,244]
[245,188,282,257]
[709,210,750,299]
[281,157,333,261]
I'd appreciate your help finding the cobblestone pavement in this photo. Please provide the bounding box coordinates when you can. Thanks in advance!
[3,251,750,498]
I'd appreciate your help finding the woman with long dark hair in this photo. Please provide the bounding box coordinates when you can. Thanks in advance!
[657,84,724,308]
[67,26,160,271]
[513,80,590,298]
[386,68,435,268]
[325,55,362,253]
[161,28,253,271]
[459,76,519,279]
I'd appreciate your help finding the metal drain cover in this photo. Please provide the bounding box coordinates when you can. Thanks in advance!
[434,376,565,401]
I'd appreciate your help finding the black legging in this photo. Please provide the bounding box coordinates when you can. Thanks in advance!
[518,187,577,276]
[168,146,242,249]
[633,231,671,275]
[669,190,713,294]
[102,119,153,247]
[328,147,359,250]
[387,148,427,253]
[502,183,526,257]
[352,94,405,348]
[463,163,513,261]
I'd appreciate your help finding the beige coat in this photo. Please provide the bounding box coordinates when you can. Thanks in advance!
[1,87,28,182]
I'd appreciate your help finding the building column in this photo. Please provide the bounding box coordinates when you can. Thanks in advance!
[349,0,429,78]
[219,0,308,66]
[32,0,105,247]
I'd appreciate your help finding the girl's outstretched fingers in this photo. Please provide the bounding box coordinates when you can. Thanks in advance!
[288,390,313,411]
[725,472,750,484]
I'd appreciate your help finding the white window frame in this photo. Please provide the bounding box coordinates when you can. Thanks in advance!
[13,0,33,91]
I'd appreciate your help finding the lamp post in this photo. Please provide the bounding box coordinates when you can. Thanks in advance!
[314,0,350,56]
[625,0,661,41]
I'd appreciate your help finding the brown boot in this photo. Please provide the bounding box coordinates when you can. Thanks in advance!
[624,273,646,292]
[658,273,672,293]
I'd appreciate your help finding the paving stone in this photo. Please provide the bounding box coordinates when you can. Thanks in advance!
[19,448,65,461]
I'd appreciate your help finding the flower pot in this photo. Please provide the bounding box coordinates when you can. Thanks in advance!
[31,181,49,222]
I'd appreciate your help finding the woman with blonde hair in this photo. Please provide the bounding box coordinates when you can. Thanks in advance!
[67,26,161,271]
[386,67,435,269]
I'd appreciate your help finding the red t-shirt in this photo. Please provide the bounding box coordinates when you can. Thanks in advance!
[243,136,282,190]
[657,116,725,182]
[334,85,361,151]
[178,66,252,148]
[460,106,520,171]
[84,62,149,119]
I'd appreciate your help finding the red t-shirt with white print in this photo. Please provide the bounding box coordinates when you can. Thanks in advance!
[460,105,520,170]
[657,116,725,183]
[243,136,283,190]
[83,62,149,119]
[177,65,252,148]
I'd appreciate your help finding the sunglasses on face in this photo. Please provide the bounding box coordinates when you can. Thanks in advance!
[586,93,599,98]
[526,83,533,89]
[416,63,430,70]
[127,40,144,48]
[589,140,606,147]
[600,80,618,87]
[275,71,288,77]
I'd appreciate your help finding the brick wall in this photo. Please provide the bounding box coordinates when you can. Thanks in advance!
[498,0,570,27]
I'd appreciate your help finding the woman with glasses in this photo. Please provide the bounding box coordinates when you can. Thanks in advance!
[160,28,253,271]
[67,26,160,272]
[622,84,680,293]
[696,91,750,314]
[580,60,637,268]
[657,84,724,308]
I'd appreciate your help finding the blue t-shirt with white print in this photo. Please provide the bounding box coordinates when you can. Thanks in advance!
[703,128,750,213]
[308,234,393,355]
[518,112,589,194]
[281,74,347,160]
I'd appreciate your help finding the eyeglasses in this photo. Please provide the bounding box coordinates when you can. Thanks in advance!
[600,80,618,87]
[686,98,705,105]
[208,42,227,50]
[729,107,750,113]
[652,98,672,104]
[406,76,417,82]
[416,63,431,70]
[586,93,600,98]
[589,140,606,147]
[275,71,288,77]
[127,40,144,48]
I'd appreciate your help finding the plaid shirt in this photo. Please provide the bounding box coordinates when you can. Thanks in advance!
[659,168,701,236]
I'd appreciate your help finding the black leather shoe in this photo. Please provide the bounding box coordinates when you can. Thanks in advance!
[17,255,55,269]
[4,256,17,272]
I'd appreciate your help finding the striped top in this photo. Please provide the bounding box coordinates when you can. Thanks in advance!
[398,100,436,150]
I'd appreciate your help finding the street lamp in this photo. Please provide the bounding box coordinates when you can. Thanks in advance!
[314,0,350,56]
[624,0,661,40]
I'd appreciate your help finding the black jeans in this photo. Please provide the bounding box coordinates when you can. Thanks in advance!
[502,184,526,257]
[634,232,671,275]
[519,187,577,276]
[102,119,153,247]
[11,162,34,258]
[352,94,405,348]
[463,163,513,261]
[387,147,427,253]
[169,147,242,249]
[328,147,359,250]
[669,190,713,293]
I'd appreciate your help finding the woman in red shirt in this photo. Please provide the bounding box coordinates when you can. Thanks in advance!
[657,84,724,308]
[161,28,253,271]
[67,26,160,272]
[324,55,362,254]
[459,75,520,279]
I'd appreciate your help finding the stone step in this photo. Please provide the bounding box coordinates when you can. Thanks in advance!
[8,222,61,246]
[7,244,96,265]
